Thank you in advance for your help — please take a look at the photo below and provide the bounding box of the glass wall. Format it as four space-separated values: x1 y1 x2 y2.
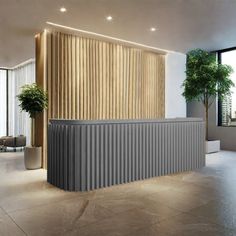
0 61 35 144
0 69 7 136
220 49 236 126
8 61 35 145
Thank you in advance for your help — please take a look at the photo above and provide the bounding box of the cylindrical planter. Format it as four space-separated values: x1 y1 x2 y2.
24 146 42 170
205 140 220 154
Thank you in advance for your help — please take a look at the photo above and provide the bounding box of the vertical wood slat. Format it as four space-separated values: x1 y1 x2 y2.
37 31 167 168
46 31 165 121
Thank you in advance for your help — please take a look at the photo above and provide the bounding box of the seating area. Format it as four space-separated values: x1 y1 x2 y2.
0 135 26 152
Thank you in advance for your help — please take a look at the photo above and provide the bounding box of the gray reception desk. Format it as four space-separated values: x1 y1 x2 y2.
48 118 205 191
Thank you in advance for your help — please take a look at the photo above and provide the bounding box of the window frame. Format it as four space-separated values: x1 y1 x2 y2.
0 68 9 135
216 47 236 127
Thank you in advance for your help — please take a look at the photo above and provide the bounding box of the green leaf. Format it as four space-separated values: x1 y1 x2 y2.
182 49 234 105
17 83 48 118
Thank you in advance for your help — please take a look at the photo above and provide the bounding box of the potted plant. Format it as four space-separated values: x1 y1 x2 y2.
182 49 234 153
17 83 48 169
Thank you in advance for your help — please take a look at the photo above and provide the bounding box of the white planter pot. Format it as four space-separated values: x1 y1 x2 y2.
206 140 220 154
24 146 42 170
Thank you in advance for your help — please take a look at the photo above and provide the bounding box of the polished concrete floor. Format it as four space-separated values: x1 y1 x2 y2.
1 151 236 236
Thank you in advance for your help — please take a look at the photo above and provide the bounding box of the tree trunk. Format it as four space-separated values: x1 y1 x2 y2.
31 118 35 147
205 101 209 141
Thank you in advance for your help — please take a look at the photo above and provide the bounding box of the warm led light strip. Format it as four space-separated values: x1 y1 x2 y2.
11 58 35 69
1 58 35 70
46 21 177 54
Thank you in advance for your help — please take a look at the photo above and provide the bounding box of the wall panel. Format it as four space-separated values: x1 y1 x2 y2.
36 31 166 168
46 31 165 120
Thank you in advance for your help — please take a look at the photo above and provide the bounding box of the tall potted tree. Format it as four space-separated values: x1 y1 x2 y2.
18 83 48 169
182 49 234 153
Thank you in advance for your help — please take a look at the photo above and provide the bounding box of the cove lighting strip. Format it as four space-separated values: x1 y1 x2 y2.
2 58 35 70
46 21 175 54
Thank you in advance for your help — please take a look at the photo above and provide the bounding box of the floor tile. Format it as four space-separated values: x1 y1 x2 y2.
70 208 163 236
0 185 93 213
187 199 236 230
94 190 182 218
0 207 6 217
0 214 26 236
131 213 236 236
9 197 113 236
147 188 212 212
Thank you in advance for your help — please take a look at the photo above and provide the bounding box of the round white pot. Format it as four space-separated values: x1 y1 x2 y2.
24 146 42 170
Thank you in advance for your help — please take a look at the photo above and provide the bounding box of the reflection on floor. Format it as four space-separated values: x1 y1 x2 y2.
0 151 236 236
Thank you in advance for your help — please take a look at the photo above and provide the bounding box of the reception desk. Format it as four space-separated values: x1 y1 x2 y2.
48 118 205 191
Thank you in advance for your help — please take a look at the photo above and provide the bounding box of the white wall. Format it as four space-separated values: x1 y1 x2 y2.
165 52 186 118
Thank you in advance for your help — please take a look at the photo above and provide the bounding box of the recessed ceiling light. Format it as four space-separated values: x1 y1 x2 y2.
106 16 113 21
150 27 156 32
60 7 67 12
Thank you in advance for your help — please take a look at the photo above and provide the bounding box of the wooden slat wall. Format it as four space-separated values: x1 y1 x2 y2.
46 31 165 120
35 32 47 168
36 30 166 168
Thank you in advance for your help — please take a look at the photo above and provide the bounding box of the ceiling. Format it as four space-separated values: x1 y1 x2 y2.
1 0 236 67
